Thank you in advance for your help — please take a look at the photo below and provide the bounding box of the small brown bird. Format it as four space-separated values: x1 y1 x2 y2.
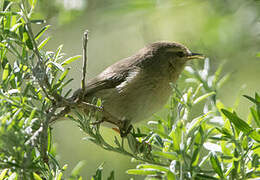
77 41 204 136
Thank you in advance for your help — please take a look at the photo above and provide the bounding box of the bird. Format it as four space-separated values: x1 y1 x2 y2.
74 41 204 136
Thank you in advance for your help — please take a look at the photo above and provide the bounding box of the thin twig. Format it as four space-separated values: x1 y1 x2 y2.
82 30 89 95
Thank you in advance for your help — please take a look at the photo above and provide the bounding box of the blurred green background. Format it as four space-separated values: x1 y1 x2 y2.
36 0 260 179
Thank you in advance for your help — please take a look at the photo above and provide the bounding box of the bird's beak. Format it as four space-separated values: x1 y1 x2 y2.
187 52 205 60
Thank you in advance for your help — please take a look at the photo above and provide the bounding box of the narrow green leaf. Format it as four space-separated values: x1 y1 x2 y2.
186 111 213 135
126 169 159 175
28 0 37 9
167 172 176 180
38 37 50 50
255 93 260 102
137 164 169 173
10 22 23 32
193 92 215 105
212 62 224 87
22 30 33 50
48 61 64 71
256 52 260 57
250 107 260 128
195 174 219 180
2 63 10 81
107 171 114 180
0 11 18 16
217 74 230 89
210 152 224 178
30 19 45 24
61 55 81 66
33 173 42 180
153 151 178 161
92 163 103 180
221 109 252 134
243 95 258 104
57 172 63 180
71 161 85 176
35 25 51 40
191 147 200 166
0 169 8 180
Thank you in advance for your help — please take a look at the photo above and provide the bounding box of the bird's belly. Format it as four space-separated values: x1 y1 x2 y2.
96 79 172 123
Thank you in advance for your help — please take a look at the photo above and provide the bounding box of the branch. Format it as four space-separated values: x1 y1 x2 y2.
81 30 89 95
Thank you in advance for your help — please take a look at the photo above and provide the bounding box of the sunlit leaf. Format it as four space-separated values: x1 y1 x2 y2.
153 151 178 160
71 161 85 177
191 147 200 166
0 169 8 180
222 109 260 141
38 37 50 50
33 173 42 180
250 107 260 128
2 63 10 81
193 92 215 105
210 152 224 178
137 164 169 173
28 0 37 10
126 169 159 175
35 25 51 40
61 55 81 66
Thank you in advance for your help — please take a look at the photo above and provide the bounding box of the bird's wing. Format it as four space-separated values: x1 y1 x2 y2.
84 57 135 97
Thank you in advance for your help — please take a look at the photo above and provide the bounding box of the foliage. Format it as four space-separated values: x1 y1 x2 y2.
0 0 84 179
0 0 260 180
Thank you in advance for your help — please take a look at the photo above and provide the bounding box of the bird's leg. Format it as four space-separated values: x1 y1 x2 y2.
118 120 133 137
81 102 133 137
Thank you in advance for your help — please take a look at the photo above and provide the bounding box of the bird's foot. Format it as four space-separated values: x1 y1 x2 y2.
118 120 133 138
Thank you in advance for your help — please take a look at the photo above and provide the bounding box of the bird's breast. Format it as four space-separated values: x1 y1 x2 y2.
95 69 173 123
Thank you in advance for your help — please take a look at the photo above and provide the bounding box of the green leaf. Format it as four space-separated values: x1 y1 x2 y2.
33 173 42 180
22 30 33 50
28 0 37 9
193 91 216 105
137 164 169 173
186 111 213 135
195 174 219 180
92 163 104 180
212 62 224 87
191 147 200 166
217 74 230 89
2 63 10 81
35 25 51 40
56 172 63 180
153 151 178 160
126 169 159 175
48 61 64 71
210 152 224 178
30 19 45 24
107 171 114 180
256 52 260 57
243 95 258 104
0 169 8 180
250 107 260 128
71 161 85 177
10 22 23 32
61 55 81 66
0 11 17 16
38 37 50 50
221 109 252 134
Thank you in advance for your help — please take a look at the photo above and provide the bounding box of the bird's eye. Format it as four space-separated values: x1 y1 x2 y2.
176 51 185 57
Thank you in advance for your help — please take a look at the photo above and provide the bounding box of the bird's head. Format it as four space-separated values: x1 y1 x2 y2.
144 41 205 80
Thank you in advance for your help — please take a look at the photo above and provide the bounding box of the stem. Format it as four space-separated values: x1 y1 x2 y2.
82 30 89 94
